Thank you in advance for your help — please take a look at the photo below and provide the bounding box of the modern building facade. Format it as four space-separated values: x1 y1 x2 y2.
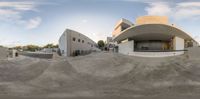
59 29 99 56
112 16 199 57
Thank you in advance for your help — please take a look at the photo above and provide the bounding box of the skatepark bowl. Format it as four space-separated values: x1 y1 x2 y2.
0 47 200 99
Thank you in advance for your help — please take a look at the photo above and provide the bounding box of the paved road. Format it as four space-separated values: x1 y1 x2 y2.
1 95 200 99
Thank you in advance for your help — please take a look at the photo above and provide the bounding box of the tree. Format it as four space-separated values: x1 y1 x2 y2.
53 44 58 48
43 43 58 48
24 45 41 52
97 40 105 48
13 46 22 51
43 43 54 48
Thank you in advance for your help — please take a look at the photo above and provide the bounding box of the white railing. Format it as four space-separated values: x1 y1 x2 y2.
128 51 184 57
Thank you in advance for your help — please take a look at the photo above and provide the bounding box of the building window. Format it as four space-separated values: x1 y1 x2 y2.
82 40 84 43
91 44 93 47
121 26 126 31
78 39 80 42
73 37 76 41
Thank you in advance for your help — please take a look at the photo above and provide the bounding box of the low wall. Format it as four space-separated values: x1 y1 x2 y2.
128 51 184 57
0 47 8 60
19 52 53 59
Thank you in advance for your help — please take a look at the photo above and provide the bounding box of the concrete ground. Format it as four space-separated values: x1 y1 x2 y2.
0 47 200 99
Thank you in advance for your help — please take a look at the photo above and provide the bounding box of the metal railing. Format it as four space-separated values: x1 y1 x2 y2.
134 49 188 52
128 50 185 57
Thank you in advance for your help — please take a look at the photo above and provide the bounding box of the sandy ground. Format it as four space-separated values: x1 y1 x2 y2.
0 48 200 99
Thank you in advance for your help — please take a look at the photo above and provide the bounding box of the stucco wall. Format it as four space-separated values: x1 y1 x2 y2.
173 36 184 50
118 40 134 55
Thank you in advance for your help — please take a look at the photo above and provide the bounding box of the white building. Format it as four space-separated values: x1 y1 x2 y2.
59 29 99 56
112 16 199 57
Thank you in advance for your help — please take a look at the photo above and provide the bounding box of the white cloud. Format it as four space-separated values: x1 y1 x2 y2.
81 19 88 23
0 36 22 47
174 2 200 20
26 17 42 29
0 9 20 21
177 2 200 8
145 2 171 16
0 9 18 15
0 1 41 29
0 1 36 11
145 1 200 20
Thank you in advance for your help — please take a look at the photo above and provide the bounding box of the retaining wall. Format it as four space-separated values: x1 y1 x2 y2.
19 52 53 59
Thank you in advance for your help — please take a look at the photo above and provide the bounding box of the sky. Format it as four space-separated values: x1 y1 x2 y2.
0 0 200 47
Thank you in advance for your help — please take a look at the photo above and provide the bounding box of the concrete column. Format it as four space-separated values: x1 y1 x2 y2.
173 36 184 50
118 40 134 55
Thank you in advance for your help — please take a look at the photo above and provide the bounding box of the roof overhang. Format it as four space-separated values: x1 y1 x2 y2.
113 24 195 42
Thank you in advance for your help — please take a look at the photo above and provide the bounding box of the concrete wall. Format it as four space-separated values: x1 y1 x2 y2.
118 40 134 55
0 47 7 60
173 36 184 50
41 48 58 54
20 52 53 59
59 32 67 56
59 29 99 56
68 30 97 55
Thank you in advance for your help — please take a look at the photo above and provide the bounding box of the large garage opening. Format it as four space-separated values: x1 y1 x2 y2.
134 40 171 51
129 33 175 51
